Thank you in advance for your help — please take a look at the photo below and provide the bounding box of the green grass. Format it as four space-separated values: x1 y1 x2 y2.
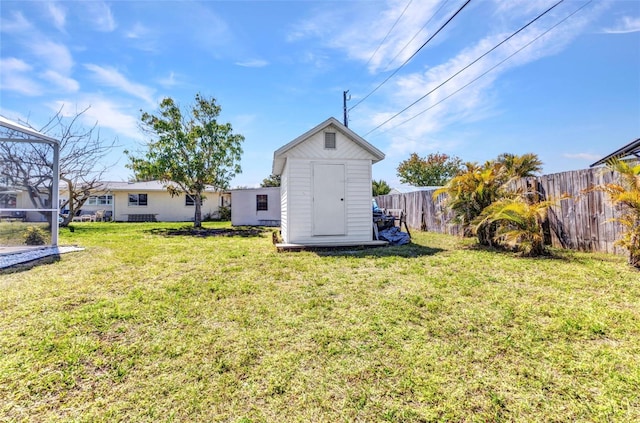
1 222 639 422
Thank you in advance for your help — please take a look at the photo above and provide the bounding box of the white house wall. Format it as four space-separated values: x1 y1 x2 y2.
285 157 373 244
231 187 281 226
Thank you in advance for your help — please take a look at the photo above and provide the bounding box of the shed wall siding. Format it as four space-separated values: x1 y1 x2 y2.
280 163 289 242
284 126 380 163
285 158 372 244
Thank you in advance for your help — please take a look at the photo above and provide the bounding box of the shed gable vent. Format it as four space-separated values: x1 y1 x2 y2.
324 132 336 149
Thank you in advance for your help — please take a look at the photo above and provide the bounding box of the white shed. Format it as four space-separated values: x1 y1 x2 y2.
231 187 281 226
272 117 385 246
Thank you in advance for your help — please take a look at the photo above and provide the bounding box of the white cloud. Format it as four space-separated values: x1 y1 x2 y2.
0 11 33 34
29 39 74 74
563 152 601 161
602 16 640 34
47 2 67 32
125 22 148 39
85 1 116 32
41 70 79 92
84 64 156 106
0 57 42 96
235 59 269 68
48 96 143 142
156 72 179 89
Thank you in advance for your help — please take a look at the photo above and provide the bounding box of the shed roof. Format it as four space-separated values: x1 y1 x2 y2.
0 115 59 144
590 137 640 167
272 117 385 175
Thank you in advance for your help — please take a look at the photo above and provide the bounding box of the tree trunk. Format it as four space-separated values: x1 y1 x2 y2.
194 192 202 228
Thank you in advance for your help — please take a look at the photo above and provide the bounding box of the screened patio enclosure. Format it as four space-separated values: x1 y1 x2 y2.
0 116 60 250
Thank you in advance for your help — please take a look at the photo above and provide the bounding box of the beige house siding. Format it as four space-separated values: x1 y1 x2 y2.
61 181 229 222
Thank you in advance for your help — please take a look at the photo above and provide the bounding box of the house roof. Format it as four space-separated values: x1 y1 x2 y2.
97 181 221 192
0 115 59 144
272 117 385 175
590 137 640 167
230 186 280 193
389 185 442 194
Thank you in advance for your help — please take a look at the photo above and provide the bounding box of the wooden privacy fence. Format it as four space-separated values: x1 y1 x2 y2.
375 167 626 254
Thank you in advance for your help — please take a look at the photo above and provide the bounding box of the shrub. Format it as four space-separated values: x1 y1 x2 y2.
218 206 231 221
23 226 47 245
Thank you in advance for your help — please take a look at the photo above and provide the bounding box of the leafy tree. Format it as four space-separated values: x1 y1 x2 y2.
396 152 463 186
593 159 640 268
372 179 391 196
127 93 244 228
434 153 543 245
0 106 116 227
261 174 281 187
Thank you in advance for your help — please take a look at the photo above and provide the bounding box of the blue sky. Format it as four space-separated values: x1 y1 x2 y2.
1 0 639 188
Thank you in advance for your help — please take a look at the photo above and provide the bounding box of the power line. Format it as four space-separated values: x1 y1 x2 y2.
365 0 414 69
364 0 565 136
382 0 451 71
349 0 473 113
377 0 594 135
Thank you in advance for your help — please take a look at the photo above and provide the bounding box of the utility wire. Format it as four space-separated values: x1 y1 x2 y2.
382 0 451 71
376 0 593 135
349 0 473 112
364 0 565 136
365 0 414 69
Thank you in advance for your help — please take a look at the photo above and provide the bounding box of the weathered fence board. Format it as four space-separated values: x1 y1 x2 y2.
375 167 627 254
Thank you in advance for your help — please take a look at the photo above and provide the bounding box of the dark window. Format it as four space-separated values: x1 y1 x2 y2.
256 194 268 211
0 193 17 208
185 194 202 206
324 132 336 149
128 193 148 206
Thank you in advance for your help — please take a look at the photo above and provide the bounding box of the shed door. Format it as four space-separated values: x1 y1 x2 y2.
313 163 345 236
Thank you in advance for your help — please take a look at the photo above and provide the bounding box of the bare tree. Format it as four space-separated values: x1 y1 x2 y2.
0 106 117 226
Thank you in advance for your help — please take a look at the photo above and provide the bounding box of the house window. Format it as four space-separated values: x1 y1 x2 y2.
256 194 268 211
128 193 148 206
324 132 336 149
185 194 202 206
0 193 17 208
86 195 113 206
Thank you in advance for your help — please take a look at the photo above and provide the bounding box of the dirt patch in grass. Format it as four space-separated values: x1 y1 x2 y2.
147 227 266 238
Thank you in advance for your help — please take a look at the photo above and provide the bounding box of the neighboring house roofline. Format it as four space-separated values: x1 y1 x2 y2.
272 117 385 175
59 180 223 193
590 137 640 167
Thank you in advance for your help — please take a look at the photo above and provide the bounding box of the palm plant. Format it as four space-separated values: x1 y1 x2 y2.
434 154 542 246
474 196 554 256
434 162 499 239
595 159 640 268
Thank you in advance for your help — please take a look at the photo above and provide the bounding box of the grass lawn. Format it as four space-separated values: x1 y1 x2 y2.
1 222 639 422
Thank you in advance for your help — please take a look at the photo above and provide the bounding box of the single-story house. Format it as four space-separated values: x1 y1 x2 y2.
61 181 231 222
230 187 281 226
272 117 385 246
